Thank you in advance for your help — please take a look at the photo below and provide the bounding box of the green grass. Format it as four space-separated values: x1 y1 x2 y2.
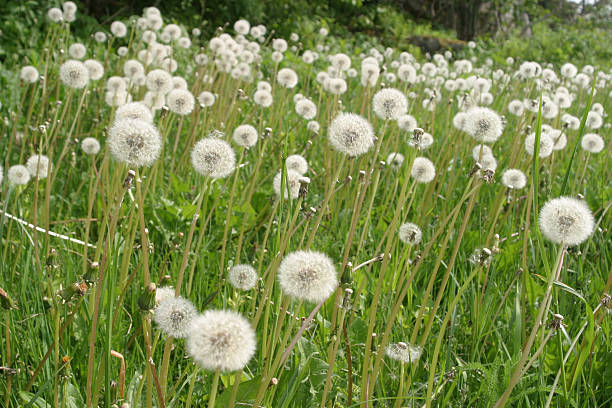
0 6 611 408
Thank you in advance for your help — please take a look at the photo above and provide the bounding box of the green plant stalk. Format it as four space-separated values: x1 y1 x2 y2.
493 246 566 408
208 368 221 408
425 265 482 407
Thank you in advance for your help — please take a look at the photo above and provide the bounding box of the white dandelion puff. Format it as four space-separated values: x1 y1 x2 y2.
81 137 101 155
273 169 302 199
167 89 195 115
501 169 527 190
153 296 197 338
372 88 408 120
20 66 39 83
410 157 436 183
26 155 52 179
191 138 236 179
285 154 308 175
386 152 405 170
524 132 554 158
198 91 216 107
277 250 338 303
7 165 31 186
107 119 162 167
464 107 503 143
59 60 89 89
228 264 258 291
386 342 422 364
581 133 604 153
539 197 594 246
115 102 153 123
232 124 258 148
398 222 422 245
328 113 375 157
187 310 257 372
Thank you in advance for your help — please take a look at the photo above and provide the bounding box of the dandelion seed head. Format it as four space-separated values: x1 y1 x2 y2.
124 60 145 79
232 124 258 148
84 60 104 80
539 197 594 246
94 31 107 43
501 169 527 189
386 152 404 170
286 154 308 175
153 296 196 338
253 90 273 107
328 113 374 157
110 21 127 37
295 99 317 120
20 66 39 83
480 155 497 171
372 88 408 120
115 102 153 123
47 8 63 22
277 68 298 88
386 342 422 364
585 111 603 129
472 144 493 161
155 286 176 305
398 222 422 245
464 107 503 143
234 19 250 35
410 157 436 183
108 119 162 167
26 155 52 179
7 165 31 186
307 121 320 133
508 100 524 116
59 60 89 89
198 91 216 107
167 89 195 115
581 133 604 153
81 137 101 155
277 250 338 303
228 264 258 291
146 69 173 94
191 138 236 179
187 310 256 372
524 132 554 158
273 169 302 199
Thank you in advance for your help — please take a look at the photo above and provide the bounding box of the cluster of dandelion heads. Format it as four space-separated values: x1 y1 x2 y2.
232 124 258 148
386 342 422 364
26 155 52 179
191 137 236 179
410 157 436 183
273 169 302 200
372 88 408 120
285 154 308 175
59 60 89 89
464 107 503 143
328 113 375 157
187 309 256 372
277 250 338 303
524 132 554 158
153 296 197 338
228 264 258 291
539 197 594 246
81 138 101 155
108 119 162 167
7 165 31 186
115 102 154 123
166 89 195 115
581 133 604 153
501 169 527 190
398 222 422 245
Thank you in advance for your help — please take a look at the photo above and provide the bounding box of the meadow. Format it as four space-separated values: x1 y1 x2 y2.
0 2 610 407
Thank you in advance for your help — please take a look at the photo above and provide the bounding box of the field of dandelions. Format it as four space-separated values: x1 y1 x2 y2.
0 2 611 408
